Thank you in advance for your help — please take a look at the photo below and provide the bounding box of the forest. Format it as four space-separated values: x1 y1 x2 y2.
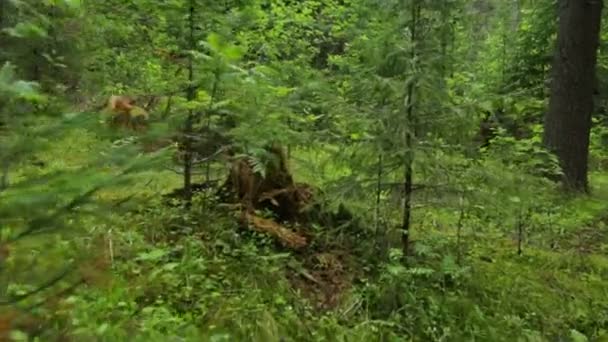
1 0 607 341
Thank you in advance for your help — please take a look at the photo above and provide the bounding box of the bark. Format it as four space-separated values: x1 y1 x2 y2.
182 0 196 207
0 1 4 65
543 0 603 192
402 1 420 257
0 161 9 192
374 154 383 236
512 0 521 32
203 68 221 208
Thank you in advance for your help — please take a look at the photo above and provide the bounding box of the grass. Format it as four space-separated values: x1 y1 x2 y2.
6 128 608 341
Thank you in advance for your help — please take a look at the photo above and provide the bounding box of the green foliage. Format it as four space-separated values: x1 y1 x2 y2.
2 0 608 341
0 0 84 93
0 62 42 101
590 120 608 171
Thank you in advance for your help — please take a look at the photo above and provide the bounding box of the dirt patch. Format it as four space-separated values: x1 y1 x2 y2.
570 226 607 254
287 250 355 310
552 220 608 254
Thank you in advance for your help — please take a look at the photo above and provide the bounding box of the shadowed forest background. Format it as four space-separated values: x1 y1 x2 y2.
1 0 608 341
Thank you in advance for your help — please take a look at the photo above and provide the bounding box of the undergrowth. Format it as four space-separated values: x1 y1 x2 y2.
11 130 604 342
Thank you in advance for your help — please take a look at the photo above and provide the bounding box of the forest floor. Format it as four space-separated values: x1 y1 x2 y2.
17 127 608 341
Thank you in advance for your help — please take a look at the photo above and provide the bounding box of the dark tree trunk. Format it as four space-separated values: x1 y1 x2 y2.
182 0 196 208
0 0 4 28
402 1 420 258
374 154 383 237
0 0 5 65
543 0 603 192
32 48 41 81
1 161 9 192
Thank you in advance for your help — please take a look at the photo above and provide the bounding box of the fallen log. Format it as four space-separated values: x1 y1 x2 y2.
241 212 307 249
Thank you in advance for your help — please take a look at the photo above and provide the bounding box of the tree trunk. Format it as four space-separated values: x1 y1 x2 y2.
402 0 420 258
0 0 5 65
374 154 383 237
0 0 4 28
182 0 196 207
543 0 603 192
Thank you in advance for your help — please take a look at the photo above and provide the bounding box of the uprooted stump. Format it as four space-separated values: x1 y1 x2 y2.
157 144 362 309
217 144 316 249
154 143 356 253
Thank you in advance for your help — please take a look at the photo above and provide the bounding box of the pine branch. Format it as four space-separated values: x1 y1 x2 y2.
0 265 74 306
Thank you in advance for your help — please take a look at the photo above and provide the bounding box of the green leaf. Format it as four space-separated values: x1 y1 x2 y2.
136 249 168 262
211 100 231 110
0 63 41 100
569 330 588 342
441 255 458 274
479 101 494 112
509 196 521 203
3 22 47 38
387 264 406 276
406 267 435 276
96 323 109 335
130 106 148 119
196 90 211 103
223 45 244 62
207 32 223 52
62 0 81 10
9 330 29 341
0 62 16 84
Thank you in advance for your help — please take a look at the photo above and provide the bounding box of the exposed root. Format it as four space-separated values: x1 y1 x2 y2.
242 213 307 249
161 142 361 309
213 144 358 254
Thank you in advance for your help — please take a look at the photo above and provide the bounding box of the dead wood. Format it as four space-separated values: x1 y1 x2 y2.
215 144 315 248
241 212 307 249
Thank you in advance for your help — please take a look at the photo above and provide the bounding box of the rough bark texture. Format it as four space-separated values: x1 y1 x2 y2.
182 0 196 207
212 144 359 250
402 0 420 257
543 0 603 192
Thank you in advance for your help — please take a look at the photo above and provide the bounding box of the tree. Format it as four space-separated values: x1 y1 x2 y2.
543 0 604 192
0 0 83 94
182 0 197 207
0 4 171 337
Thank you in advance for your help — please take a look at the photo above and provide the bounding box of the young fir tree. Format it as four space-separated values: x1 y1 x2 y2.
0 4 170 338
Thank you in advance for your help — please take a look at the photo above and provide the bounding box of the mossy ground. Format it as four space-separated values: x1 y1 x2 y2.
10 129 608 341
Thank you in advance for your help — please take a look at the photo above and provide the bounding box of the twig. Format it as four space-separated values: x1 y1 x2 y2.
9 184 104 243
456 194 466 265
0 265 74 305
0 161 9 192
107 228 115 269
192 145 231 165
23 278 85 311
